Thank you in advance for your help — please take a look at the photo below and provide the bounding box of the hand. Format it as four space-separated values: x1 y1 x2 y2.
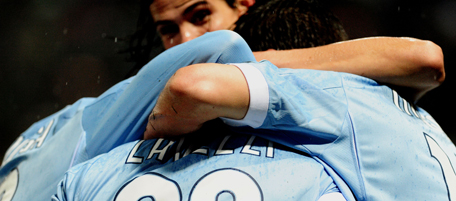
144 106 204 139
143 79 209 139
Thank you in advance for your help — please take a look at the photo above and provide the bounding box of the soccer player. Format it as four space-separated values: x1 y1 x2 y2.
53 0 447 200
144 1 454 201
0 1 443 201
50 1 353 199
132 0 443 101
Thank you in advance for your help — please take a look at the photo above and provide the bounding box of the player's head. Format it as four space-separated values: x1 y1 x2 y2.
149 0 255 49
125 0 345 76
124 0 255 76
233 0 348 51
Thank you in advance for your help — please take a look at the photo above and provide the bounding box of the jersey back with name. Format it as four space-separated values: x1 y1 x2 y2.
0 76 133 201
53 129 340 201
0 98 94 201
231 61 456 201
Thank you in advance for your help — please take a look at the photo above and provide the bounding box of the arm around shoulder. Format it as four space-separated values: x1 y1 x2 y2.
254 37 445 102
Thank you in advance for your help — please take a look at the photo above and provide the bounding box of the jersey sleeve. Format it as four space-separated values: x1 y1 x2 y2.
83 30 257 158
222 61 349 143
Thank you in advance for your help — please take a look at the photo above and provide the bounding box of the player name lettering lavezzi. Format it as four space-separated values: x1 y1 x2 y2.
126 135 275 165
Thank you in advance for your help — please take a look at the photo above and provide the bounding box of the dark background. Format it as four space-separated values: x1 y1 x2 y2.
1 0 455 162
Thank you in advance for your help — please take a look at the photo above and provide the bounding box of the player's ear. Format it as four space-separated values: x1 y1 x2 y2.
235 0 255 16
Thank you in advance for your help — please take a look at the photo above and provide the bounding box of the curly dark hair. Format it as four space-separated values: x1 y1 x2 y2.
233 0 348 51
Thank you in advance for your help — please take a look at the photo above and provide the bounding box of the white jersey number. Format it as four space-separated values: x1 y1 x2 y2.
425 134 456 200
114 168 263 201
0 169 19 201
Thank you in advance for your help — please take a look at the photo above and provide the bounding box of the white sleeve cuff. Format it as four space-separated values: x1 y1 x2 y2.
220 63 269 128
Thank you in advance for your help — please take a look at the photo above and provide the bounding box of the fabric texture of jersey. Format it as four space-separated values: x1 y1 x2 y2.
224 61 456 201
0 30 258 201
54 131 338 201
50 31 343 200
52 131 340 201
80 30 257 160
0 98 96 201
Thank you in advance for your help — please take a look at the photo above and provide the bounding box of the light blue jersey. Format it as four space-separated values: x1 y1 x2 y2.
0 98 96 201
0 31 258 201
49 31 344 200
52 130 341 201
225 61 456 201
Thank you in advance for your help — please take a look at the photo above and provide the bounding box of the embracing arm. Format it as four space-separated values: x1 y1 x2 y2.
254 37 445 102
144 63 249 139
143 37 446 138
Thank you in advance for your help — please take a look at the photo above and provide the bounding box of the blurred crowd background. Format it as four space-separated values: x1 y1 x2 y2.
1 0 455 161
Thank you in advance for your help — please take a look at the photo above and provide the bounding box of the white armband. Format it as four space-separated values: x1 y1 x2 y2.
220 63 269 128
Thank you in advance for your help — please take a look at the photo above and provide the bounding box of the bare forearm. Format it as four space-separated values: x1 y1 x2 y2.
144 64 249 139
254 37 445 101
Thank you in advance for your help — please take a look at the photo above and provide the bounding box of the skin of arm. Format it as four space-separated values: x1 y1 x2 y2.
253 37 445 102
144 63 249 139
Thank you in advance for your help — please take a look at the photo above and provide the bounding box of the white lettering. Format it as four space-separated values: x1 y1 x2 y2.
147 138 175 161
192 148 209 155
425 134 456 200
35 119 54 148
174 138 186 161
126 140 145 164
18 140 34 154
215 135 234 155
266 141 274 158
392 90 443 131
115 173 181 201
241 136 260 156
190 169 262 200
127 135 275 165
410 105 419 118
403 99 412 116
393 90 402 112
